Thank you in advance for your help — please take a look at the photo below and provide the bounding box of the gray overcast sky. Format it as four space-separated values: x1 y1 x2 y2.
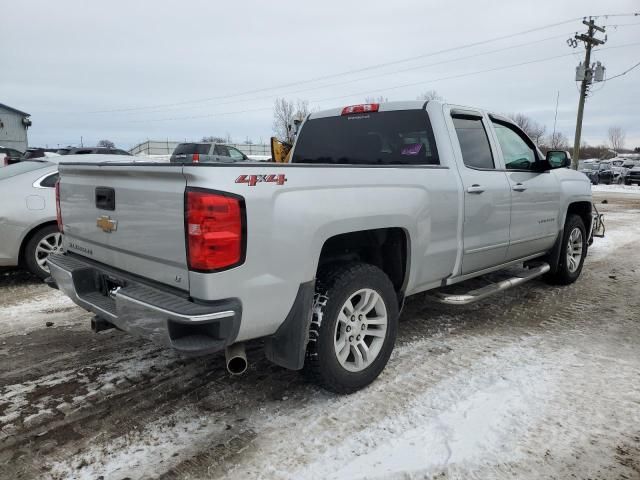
3 0 639 150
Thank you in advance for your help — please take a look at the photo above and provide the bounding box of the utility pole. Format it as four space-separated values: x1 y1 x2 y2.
569 18 606 169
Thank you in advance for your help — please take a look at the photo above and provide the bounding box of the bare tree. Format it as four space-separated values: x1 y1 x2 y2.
201 135 227 143
545 131 570 150
507 113 546 145
608 126 625 152
97 139 115 148
273 98 310 143
416 90 444 102
364 95 388 103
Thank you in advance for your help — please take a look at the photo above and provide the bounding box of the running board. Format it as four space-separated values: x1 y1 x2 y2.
430 263 550 305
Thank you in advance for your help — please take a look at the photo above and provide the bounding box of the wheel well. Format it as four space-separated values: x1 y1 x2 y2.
18 221 57 266
317 228 408 294
567 202 592 231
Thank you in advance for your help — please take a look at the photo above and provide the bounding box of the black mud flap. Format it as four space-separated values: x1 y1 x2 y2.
264 280 315 370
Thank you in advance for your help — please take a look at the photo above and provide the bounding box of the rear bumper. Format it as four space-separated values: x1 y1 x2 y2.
47 253 241 355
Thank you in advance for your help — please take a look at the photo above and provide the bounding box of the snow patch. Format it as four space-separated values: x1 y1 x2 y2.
592 184 640 195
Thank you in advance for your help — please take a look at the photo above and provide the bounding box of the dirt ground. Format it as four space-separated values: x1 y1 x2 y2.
0 192 639 480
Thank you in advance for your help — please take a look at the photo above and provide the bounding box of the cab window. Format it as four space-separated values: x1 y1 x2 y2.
452 115 495 169
491 120 538 170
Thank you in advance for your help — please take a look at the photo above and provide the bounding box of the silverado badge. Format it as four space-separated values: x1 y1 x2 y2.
96 215 118 233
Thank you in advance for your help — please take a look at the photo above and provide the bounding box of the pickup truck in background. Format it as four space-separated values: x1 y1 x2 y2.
48 100 593 393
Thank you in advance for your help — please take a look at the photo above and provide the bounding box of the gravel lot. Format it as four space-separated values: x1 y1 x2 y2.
1 191 639 480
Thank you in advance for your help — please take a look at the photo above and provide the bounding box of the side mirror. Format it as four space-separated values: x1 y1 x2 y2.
546 150 571 169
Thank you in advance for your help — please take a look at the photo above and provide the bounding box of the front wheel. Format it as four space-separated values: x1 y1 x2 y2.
544 214 587 285
304 263 399 394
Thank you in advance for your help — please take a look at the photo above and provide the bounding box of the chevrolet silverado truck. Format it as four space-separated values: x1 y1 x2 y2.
48 101 594 393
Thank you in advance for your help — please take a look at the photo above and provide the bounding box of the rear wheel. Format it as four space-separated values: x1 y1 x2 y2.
304 263 398 394
544 214 586 285
23 225 63 279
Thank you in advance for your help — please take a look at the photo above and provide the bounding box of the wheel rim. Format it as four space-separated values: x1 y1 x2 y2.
566 227 583 273
333 288 388 373
35 232 63 272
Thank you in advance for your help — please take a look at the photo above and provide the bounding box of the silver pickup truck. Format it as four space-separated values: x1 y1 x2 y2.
48 100 593 393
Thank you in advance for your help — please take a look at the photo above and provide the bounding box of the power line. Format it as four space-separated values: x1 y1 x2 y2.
128 40 640 123
87 16 597 114
103 21 640 119
125 31 574 117
604 60 640 80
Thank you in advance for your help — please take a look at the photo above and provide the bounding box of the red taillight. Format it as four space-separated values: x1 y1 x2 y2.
341 103 379 115
185 189 244 271
192 153 200 163
55 180 64 233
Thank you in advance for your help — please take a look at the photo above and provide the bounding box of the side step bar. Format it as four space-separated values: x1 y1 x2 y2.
430 263 550 305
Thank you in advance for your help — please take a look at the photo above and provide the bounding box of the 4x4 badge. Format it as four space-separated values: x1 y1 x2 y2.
235 174 287 186
96 215 118 233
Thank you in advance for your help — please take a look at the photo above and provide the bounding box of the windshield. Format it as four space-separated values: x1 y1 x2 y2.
292 110 439 165
582 164 597 170
0 160 50 180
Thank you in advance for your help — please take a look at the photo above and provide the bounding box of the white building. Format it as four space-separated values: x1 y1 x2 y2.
0 103 31 152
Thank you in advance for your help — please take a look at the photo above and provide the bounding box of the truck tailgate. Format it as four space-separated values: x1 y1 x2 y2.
58 164 189 290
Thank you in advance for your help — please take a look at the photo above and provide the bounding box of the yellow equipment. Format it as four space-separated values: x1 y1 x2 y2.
270 137 292 163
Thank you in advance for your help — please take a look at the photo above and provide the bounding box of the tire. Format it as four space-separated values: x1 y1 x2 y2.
304 263 399 394
544 214 587 286
23 224 63 279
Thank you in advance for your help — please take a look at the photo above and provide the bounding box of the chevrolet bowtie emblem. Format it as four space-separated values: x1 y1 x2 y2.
96 215 117 233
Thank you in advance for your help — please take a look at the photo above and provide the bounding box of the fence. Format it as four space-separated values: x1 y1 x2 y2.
129 140 270 157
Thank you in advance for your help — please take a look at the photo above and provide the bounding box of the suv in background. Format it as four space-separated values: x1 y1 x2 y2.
1 146 23 167
59 147 132 156
20 148 59 161
170 142 249 163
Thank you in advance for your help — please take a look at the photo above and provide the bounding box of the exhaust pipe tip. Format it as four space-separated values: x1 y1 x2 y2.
225 343 248 375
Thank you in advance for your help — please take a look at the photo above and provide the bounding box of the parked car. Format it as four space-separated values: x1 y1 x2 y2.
20 148 59 160
50 100 593 393
625 165 640 185
0 146 23 167
579 162 600 184
596 162 617 184
59 147 132 156
0 155 133 279
170 142 248 163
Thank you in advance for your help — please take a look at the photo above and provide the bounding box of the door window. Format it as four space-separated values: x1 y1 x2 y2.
491 120 538 171
452 116 495 169
214 145 230 157
227 147 245 160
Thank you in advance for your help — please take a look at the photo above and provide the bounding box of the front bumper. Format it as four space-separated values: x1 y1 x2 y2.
47 253 241 355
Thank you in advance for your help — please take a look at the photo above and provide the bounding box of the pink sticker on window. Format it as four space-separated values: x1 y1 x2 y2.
401 143 423 155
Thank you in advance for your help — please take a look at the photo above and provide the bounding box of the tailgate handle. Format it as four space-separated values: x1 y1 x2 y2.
95 187 115 211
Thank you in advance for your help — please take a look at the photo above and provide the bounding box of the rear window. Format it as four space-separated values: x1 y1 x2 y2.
0 161 50 180
173 143 211 155
292 110 439 165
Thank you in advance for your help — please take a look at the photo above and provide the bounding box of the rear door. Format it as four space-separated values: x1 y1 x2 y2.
449 110 511 274
488 117 561 260
59 164 189 290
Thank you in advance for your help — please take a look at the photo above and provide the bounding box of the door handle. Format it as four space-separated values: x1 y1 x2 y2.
512 183 527 192
466 184 485 194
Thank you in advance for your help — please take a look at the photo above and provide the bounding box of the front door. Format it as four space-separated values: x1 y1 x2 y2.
451 112 511 274
489 118 562 260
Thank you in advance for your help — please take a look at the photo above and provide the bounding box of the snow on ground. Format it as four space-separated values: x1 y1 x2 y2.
592 184 640 195
587 209 640 261
0 287 80 336
50 408 229 480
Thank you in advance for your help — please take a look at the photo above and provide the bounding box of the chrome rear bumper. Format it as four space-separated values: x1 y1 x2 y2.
47 253 241 355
